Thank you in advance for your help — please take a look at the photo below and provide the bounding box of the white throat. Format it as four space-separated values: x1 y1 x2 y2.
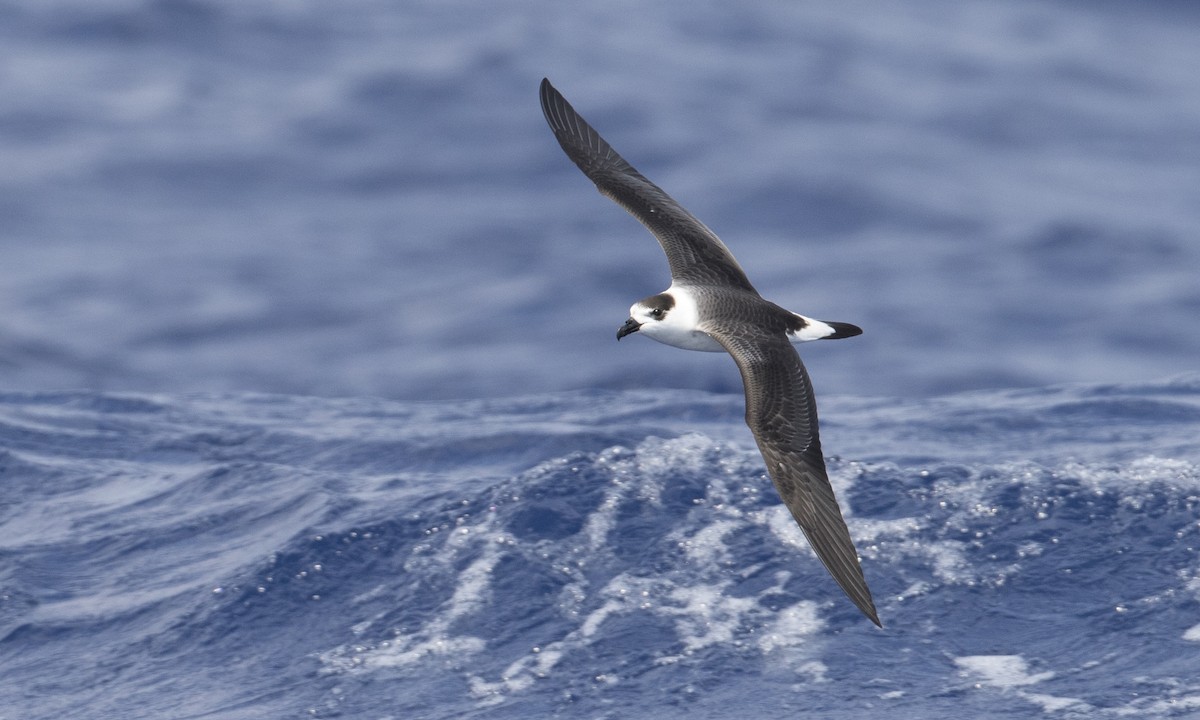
633 284 724 352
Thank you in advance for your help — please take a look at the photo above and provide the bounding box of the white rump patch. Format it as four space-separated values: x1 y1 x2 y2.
788 314 838 343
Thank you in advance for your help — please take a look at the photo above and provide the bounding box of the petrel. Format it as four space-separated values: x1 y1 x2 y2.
540 78 880 627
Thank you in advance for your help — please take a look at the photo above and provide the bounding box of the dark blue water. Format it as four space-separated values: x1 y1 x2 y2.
3 381 1200 718
3 0 1200 717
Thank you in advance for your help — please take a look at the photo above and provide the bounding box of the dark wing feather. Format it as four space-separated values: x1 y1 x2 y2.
539 78 756 292
713 329 881 627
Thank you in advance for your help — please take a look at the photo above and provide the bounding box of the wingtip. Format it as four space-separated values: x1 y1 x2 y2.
538 77 565 131
848 587 882 627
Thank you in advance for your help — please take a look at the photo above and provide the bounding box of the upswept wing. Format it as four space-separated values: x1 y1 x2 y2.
713 329 881 626
540 78 756 292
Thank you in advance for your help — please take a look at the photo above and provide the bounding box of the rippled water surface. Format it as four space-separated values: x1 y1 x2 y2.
3 0 1200 717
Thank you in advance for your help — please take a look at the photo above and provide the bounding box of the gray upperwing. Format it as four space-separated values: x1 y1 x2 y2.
540 78 756 292
713 329 881 626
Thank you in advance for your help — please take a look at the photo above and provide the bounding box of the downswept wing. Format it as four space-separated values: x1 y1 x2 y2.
540 78 756 292
713 329 881 626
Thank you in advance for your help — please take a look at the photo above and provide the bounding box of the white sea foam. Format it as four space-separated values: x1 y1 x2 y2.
320 517 507 673
955 655 1086 713
756 601 824 653
956 654 1054 687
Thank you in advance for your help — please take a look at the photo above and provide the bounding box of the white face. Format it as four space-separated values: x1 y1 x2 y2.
630 301 669 327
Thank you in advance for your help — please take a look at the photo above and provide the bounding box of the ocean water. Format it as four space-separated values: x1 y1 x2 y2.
3 380 1200 719
3 0 1200 718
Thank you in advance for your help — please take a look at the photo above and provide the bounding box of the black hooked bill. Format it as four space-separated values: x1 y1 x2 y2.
617 318 641 340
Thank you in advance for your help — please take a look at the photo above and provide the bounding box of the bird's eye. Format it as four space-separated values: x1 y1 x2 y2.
649 308 664 319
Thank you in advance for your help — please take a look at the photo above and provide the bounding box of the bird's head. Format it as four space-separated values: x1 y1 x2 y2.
617 293 675 340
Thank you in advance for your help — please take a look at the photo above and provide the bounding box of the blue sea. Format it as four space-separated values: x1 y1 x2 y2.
3 1 1200 718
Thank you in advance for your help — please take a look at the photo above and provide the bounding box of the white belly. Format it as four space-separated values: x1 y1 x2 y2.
641 324 725 352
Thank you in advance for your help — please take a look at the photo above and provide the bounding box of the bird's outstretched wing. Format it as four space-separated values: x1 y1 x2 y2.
713 328 881 626
540 78 756 292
